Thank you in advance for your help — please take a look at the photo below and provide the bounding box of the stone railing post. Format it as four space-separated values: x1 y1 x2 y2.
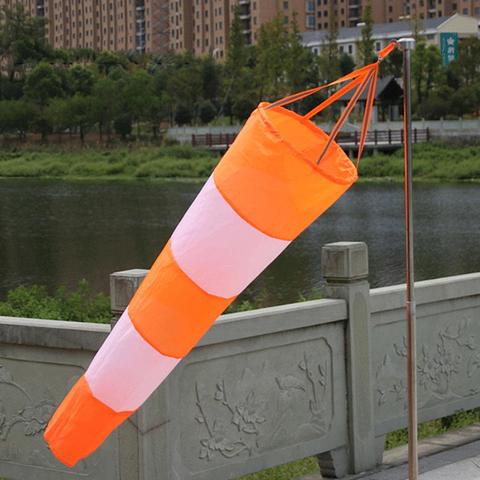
317 242 379 477
108 269 149 479
109 269 148 327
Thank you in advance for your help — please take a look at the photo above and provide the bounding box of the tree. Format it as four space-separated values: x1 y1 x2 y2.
0 100 36 138
225 6 246 75
448 37 480 88
24 62 65 140
145 93 168 138
339 53 355 76
320 5 340 82
198 99 217 124
164 53 202 125
114 114 132 139
358 1 375 65
67 65 95 96
24 62 64 105
0 75 23 100
95 51 128 75
380 48 402 78
68 95 94 142
417 85 453 119
450 85 479 117
122 69 154 137
49 95 94 143
91 78 121 140
0 5 50 81
223 6 251 122
201 55 221 105
412 42 442 108
285 14 316 95
255 14 290 100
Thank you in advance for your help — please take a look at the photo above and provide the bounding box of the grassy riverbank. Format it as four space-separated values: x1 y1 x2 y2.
0 142 479 181
359 142 480 181
0 145 218 179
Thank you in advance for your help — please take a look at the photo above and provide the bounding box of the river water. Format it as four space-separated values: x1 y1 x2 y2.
1 179 479 307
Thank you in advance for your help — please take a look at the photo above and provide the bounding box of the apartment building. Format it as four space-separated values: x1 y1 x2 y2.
0 0 169 54
405 0 480 19
170 0 480 58
169 0 309 59
2 0 479 56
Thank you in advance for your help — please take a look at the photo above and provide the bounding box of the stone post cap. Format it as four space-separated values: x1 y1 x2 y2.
110 269 149 312
321 242 369 283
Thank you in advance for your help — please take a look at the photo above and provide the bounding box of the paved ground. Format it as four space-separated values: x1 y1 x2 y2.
300 424 480 480
357 439 480 479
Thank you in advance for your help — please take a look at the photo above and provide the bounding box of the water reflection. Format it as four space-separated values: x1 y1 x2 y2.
0 179 479 306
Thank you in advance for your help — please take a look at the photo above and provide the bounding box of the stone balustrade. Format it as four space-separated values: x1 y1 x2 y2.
1 242 480 479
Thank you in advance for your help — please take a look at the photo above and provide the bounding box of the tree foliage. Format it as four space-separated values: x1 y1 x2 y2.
358 2 375 65
0 5 50 80
0 5 478 142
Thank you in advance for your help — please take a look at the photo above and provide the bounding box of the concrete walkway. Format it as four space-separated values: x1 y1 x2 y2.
300 424 480 480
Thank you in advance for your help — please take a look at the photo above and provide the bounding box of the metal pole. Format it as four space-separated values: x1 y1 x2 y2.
398 37 418 480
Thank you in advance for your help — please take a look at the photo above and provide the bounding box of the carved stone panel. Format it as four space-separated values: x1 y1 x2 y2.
0 347 121 480
164 323 347 480
373 304 480 430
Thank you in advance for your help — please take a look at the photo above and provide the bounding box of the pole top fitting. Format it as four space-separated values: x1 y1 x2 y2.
398 37 416 51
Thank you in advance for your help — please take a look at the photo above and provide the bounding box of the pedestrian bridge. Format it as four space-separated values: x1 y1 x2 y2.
191 128 431 153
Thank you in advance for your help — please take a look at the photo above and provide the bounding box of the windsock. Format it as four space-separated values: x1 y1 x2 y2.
45 43 396 467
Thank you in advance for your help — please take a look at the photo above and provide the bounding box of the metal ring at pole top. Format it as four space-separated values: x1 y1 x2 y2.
398 37 416 51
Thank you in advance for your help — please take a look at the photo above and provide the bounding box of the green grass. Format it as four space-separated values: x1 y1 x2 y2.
359 142 480 181
0 145 219 179
0 142 479 181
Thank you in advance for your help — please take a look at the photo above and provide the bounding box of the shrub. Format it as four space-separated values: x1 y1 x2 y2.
0 280 110 323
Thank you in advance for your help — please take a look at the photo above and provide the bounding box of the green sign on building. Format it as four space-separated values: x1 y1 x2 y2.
440 32 459 65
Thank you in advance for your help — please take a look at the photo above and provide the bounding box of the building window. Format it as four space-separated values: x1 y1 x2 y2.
283 1 288 9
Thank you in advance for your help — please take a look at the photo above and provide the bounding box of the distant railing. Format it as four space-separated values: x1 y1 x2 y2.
191 128 430 151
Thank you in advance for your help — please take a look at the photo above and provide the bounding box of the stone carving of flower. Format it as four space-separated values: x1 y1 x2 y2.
232 391 265 434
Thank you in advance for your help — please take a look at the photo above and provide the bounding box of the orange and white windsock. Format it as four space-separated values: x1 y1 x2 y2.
44 43 396 467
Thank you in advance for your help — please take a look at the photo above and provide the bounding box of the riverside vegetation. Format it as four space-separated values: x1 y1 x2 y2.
2 281 480 480
0 143 479 181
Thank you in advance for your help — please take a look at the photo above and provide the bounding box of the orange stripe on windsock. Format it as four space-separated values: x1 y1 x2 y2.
129 240 233 358
44 376 131 467
214 105 357 241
